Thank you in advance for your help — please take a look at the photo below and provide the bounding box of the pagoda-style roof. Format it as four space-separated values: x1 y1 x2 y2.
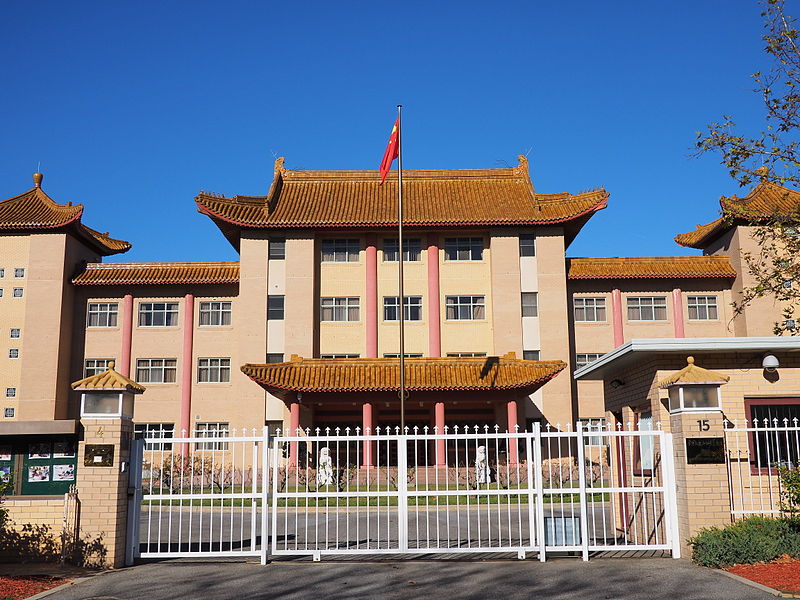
675 180 800 249
197 156 608 250
0 174 131 256
241 353 566 398
72 261 239 286
657 356 729 388
567 256 736 279
71 361 145 393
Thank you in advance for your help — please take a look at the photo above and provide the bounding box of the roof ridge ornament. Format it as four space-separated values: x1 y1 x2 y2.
33 172 43 188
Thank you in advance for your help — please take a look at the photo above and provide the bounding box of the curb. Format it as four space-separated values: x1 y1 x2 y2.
717 568 800 598
24 573 97 600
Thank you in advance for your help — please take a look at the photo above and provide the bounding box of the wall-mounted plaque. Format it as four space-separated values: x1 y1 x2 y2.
84 444 114 467
686 437 725 465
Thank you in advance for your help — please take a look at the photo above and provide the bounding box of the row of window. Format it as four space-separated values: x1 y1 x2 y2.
0 288 24 298
320 235 537 263
135 422 229 450
0 269 25 278
574 295 719 322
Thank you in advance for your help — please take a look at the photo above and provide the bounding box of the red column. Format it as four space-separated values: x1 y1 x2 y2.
119 294 134 377
427 233 441 357
288 401 301 466
366 235 378 358
435 401 446 466
672 288 685 338
180 294 194 440
362 402 374 467
507 399 519 464
611 289 624 347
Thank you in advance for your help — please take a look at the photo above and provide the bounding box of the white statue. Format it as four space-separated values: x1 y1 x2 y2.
475 445 491 484
317 446 334 486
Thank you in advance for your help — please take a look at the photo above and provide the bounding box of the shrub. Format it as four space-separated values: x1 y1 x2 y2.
689 516 800 568
779 466 800 516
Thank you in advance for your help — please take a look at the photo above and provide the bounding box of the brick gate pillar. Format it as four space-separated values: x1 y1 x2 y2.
669 411 732 556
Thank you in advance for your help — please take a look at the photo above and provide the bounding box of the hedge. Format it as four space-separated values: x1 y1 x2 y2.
689 516 800 568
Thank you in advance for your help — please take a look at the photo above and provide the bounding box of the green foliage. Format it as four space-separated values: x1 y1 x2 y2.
780 465 800 514
689 516 800 568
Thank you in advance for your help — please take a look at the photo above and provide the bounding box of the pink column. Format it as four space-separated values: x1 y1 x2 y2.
288 401 301 466
611 289 624 347
435 401 446 466
365 235 378 358
119 294 134 377
180 294 194 440
507 399 519 464
427 233 441 357
362 402 374 467
672 288 685 338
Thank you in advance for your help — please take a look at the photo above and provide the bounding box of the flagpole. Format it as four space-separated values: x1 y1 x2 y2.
396 104 406 431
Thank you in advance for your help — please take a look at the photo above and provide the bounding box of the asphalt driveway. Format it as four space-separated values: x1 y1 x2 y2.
46 556 771 600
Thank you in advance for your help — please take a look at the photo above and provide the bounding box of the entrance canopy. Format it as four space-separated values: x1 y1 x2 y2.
241 353 566 401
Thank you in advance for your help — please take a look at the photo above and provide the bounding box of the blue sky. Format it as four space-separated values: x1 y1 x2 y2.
0 1 773 262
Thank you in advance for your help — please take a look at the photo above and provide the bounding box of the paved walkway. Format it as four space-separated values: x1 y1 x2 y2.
44 557 771 600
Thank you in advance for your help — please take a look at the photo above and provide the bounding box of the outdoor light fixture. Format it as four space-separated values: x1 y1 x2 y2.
762 354 780 373
659 357 728 414
610 379 624 389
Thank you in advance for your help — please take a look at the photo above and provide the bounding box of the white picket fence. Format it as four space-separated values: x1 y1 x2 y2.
724 418 800 519
130 422 680 563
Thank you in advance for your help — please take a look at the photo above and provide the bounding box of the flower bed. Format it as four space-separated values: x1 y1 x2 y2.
0 575 66 600
726 556 800 594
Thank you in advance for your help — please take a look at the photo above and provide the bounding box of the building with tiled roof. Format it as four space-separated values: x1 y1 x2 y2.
1 158 797 481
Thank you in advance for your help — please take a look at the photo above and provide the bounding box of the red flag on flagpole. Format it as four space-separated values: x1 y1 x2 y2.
379 118 400 184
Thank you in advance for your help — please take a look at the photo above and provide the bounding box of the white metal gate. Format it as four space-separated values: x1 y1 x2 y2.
724 418 800 519
129 423 678 562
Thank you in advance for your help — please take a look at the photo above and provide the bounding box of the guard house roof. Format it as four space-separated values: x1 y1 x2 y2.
71 361 145 393
566 256 736 279
0 173 131 256
196 156 608 250
574 337 800 381
675 179 800 249
72 261 239 285
242 354 566 398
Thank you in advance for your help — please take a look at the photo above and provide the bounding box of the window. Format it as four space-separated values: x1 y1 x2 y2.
14 268 24 278
84 359 114 377
197 358 231 383
195 422 229 450
12 288 23 298
321 239 360 262
579 417 607 446
573 297 606 322
383 238 422 262
687 296 718 320
787 319 798 330
383 296 422 321
519 233 536 257
138 302 179 327
521 292 538 317
320 354 359 358
523 350 540 361
575 353 603 369
5 388 15 398
445 296 485 320
87 302 118 327
199 301 231 326
4 408 13 418
9 329 19 339
383 353 423 358
320 297 360 322
0 290 3 297
627 297 667 321
269 237 286 260
0 269 4 277
446 352 488 357
747 400 800 468
636 411 654 472
266 353 285 363
8 349 18 359
268 296 285 320
444 237 483 261
134 423 174 450
136 359 177 383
